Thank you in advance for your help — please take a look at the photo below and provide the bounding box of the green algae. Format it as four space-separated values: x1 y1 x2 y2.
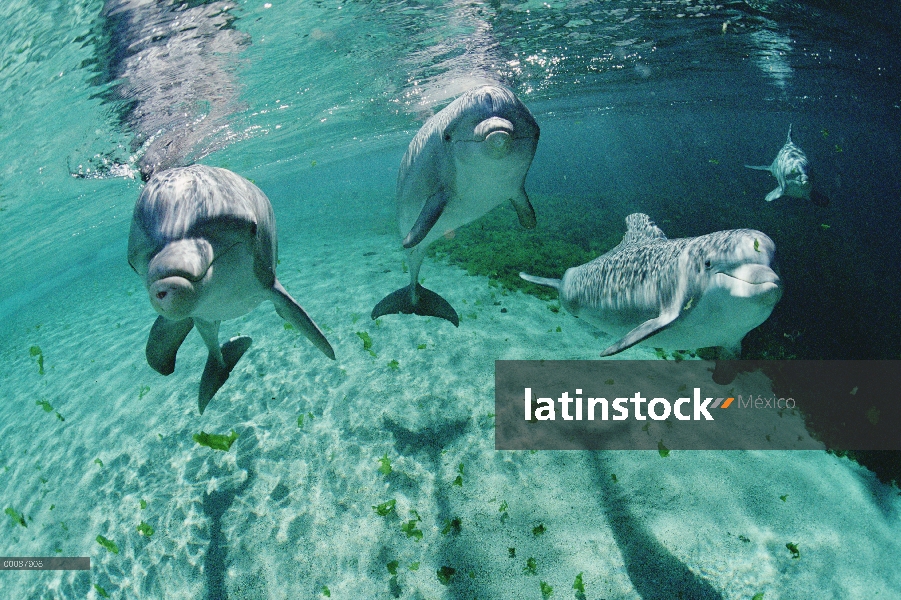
29 346 44 375
377 453 392 476
193 430 239 451
373 499 396 516
436 566 455 585
94 584 110 598
96 535 118 554
136 521 154 537
5 506 26 528
428 196 618 301
573 572 586 594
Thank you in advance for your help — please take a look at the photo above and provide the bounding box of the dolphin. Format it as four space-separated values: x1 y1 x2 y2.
745 125 829 206
520 213 782 358
372 84 540 326
128 165 335 414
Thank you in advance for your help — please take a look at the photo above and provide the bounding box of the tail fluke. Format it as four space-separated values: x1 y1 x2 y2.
519 272 562 289
371 283 459 326
198 335 251 415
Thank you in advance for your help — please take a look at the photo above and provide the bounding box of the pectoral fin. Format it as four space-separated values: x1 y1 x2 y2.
600 311 680 357
270 279 335 359
146 316 194 375
402 189 450 248
510 189 537 229
764 187 783 202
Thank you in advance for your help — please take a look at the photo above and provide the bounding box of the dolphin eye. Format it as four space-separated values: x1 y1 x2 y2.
443 132 451 141
704 259 712 270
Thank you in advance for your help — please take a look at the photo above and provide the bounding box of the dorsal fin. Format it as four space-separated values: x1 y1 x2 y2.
786 124 794 143
621 213 667 246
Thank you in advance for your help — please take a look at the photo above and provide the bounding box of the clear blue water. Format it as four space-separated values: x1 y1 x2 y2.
1 1 900 598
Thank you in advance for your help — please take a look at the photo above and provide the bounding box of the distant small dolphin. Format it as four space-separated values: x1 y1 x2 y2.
128 165 334 414
372 84 540 326
520 213 782 358
745 125 829 206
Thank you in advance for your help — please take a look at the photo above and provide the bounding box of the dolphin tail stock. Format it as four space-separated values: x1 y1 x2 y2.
743 164 773 171
146 315 194 375
371 283 459 326
518 272 561 289
270 279 336 360
194 319 251 415
599 310 680 357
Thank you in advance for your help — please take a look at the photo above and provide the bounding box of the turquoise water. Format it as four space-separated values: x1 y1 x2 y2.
1 1 900 598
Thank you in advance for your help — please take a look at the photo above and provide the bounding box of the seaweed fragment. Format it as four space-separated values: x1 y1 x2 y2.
193 430 239 451
373 499 396 517
523 557 538 575
786 542 800 559
658 440 670 457
96 535 119 554
36 399 53 412
532 523 546 536
94 584 110 598
356 331 377 357
378 453 392 476
441 517 462 535
400 511 423 540
5 507 26 528
136 521 154 537
29 346 44 375
436 565 455 585
540 580 553 598
573 571 586 594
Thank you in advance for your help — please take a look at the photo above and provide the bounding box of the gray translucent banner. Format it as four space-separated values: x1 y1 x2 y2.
495 360 901 450
0 557 90 570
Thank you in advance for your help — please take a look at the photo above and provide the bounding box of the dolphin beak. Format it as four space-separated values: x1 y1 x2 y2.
474 117 515 158
727 263 781 286
149 276 197 319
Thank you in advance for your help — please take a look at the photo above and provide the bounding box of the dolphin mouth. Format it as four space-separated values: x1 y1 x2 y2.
149 276 197 319
723 263 781 286
474 117 514 139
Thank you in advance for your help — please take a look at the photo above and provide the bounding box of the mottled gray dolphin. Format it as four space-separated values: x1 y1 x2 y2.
128 165 334 414
520 213 782 357
372 84 540 326
746 125 829 206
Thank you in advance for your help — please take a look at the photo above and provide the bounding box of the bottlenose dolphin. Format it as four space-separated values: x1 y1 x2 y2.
745 125 829 206
128 165 335 414
520 213 782 358
372 84 540 326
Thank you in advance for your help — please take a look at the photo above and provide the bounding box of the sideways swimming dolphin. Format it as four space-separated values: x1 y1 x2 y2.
128 165 335 414
520 213 782 358
372 84 540 326
745 125 829 206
